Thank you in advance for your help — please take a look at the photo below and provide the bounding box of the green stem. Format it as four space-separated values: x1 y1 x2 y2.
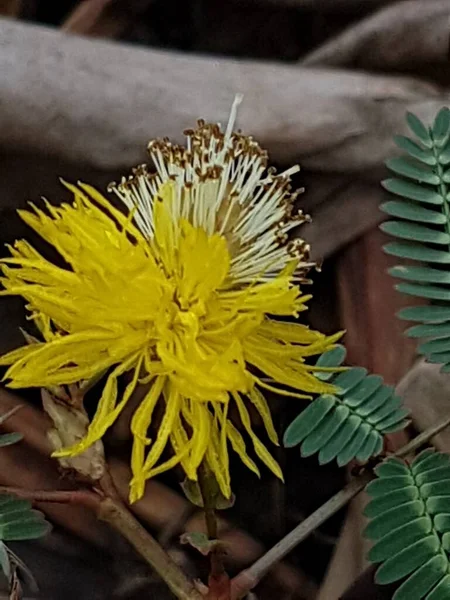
198 465 224 580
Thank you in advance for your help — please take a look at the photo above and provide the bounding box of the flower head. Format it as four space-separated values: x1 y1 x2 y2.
0 97 339 502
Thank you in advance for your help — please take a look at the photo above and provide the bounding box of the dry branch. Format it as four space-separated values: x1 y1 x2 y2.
0 18 446 176
303 0 450 70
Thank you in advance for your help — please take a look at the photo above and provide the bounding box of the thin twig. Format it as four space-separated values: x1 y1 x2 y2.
0 486 101 511
231 415 450 599
395 413 450 458
230 472 372 599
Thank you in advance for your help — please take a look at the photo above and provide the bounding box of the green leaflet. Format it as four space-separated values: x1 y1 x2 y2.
389 266 450 285
365 452 450 599
382 107 450 373
0 494 50 541
283 346 408 466
318 415 361 464
381 201 446 225
407 323 450 339
364 487 420 518
406 112 433 147
368 517 432 563
333 367 368 392
412 451 450 474
314 345 347 380
382 179 443 204
394 136 436 165
419 336 450 354
366 475 415 497
392 555 447 599
336 424 371 467
343 375 384 408
398 305 450 322
0 493 51 581
301 404 350 457
354 386 393 417
386 158 440 185
356 430 382 462
381 221 450 245
0 433 22 448
374 459 409 477
439 148 450 165
384 242 450 263
375 536 439 585
396 283 450 301
0 517 51 541
427 575 450 600
0 418 49 583
432 108 450 146
283 394 336 447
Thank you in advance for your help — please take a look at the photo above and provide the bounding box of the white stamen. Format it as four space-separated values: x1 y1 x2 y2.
110 95 310 288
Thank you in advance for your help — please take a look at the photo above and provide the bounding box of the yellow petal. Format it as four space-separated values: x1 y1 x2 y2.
248 387 279 445
130 375 166 479
143 384 181 473
233 392 283 481
226 421 260 476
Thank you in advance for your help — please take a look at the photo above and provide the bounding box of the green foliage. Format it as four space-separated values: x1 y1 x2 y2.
0 406 23 448
282 346 409 466
381 107 450 371
0 408 51 583
0 494 50 543
364 450 450 599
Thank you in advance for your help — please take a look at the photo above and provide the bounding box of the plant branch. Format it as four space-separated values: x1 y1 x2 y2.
97 469 202 600
230 472 371 599
97 496 202 600
0 486 102 511
198 464 230 600
198 467 219 541
231 415 450 599
0 475 202 600
394 413 450 458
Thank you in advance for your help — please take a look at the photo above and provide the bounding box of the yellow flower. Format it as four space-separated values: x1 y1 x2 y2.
0 97 340 502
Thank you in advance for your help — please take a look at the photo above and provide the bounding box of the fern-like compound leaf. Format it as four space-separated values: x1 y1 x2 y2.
381 107 450 371
283 346 409 466
365 450 450 599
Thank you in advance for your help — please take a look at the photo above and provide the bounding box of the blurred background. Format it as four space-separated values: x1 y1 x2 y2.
0 1 449 598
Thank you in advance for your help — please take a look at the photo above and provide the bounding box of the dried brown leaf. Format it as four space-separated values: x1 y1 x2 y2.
180 532 223 556
41 389 105 481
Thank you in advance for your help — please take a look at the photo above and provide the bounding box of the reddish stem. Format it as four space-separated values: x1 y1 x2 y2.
0 486 102 511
